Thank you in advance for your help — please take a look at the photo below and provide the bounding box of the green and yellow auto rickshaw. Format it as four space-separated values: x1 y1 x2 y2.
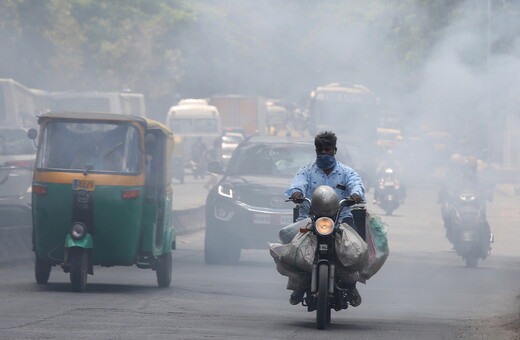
29 112 176 292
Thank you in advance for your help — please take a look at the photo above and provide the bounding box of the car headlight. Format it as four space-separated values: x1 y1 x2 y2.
71 222 87 240
315 217 334 236
218 184 234 199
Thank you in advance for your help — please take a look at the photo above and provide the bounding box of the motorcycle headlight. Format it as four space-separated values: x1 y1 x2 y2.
218 184 234 199
315 217 334 236
71 222 87 240
459 193 475 201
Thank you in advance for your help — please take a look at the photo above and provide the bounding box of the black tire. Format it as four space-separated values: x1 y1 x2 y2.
35 257 51 284
385 208 394 216
156 252 172 288
316 264 329 330
465 256 478 268
70 249 88 293
204 223 241 264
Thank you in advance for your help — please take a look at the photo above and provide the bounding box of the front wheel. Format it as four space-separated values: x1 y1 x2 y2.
35 257 51 284
156 252 172 288
316 264 329 330
70 248 88 292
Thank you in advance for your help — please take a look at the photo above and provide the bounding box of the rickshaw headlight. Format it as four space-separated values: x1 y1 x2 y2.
71 222 87 240
315 217 334 236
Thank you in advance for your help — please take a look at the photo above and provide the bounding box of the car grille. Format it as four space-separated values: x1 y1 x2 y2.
239 192 293 210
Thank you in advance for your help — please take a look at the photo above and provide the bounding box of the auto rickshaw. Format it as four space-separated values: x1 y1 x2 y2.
28 112 176 292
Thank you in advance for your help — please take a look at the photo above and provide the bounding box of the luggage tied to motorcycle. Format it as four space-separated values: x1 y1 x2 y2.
269 211 389 284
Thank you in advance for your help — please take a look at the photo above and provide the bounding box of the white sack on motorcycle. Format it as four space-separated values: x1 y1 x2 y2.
279 231 317 272
334 224 368 270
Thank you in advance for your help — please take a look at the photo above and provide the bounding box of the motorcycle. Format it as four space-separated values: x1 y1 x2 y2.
374 168 401 215
286 186 365 330
444 189 492 268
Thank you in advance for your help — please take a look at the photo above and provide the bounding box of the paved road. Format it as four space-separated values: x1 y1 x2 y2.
0 178 519 339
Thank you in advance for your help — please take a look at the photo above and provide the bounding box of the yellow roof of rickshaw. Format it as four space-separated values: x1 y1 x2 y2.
38 111 172 136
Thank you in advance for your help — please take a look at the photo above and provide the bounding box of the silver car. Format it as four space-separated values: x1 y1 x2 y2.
0 127 35 226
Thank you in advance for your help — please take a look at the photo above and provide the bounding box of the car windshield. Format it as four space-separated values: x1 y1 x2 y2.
0 129 35 156
36 120 141 173
227 143 315 177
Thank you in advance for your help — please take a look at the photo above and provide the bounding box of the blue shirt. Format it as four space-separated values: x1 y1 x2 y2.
285 161 366 221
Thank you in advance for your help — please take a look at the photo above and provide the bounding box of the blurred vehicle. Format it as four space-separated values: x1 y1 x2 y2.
210 95 267 136
266 102 288 136
374 168 402 215
166 99 221 173
441 187 492 268
0 127 36 226
221 132 245 165
308 83 379 145
203 137 354 264
30 112 175 292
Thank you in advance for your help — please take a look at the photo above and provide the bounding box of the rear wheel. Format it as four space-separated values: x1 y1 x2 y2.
35 257 51 284
70 248 88 292
156 252 172 288
316 264 329 330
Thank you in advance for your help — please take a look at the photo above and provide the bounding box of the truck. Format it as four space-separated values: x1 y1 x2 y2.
0 78 51 128
308 83 380 144
209 95 267 136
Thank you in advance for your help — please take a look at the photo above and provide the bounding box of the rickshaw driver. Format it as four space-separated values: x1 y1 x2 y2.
71 134 124 172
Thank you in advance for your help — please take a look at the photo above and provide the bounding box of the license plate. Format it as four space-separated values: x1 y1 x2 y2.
253 213 271 224
72 179 95 191
319 244 328 251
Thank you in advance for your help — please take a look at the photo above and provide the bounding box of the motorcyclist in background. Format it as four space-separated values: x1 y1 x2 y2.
373 149 406 204
438 155 492 243
285 131 366 306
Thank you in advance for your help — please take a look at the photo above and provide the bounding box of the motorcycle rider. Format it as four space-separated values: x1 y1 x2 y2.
438 155 492 245
373 149 406 204
285 131 366 306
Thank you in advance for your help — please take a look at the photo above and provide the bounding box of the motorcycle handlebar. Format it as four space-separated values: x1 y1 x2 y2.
285 197 364 206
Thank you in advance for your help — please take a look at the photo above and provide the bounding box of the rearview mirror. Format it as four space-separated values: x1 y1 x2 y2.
27 128 37 140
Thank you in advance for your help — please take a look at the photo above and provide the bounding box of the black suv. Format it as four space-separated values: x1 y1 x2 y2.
204 136 354 264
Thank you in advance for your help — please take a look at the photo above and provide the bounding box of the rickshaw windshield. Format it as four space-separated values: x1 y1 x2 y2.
36 120 142 174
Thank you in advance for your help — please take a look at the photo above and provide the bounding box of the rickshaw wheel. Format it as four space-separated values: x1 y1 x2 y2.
156 252 172 288
70 248 88 292
35 257 52 284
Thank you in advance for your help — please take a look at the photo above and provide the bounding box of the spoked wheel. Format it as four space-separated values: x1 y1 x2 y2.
35 257 52 284
70 248 88 292
156 252 172 288
316 264 330 330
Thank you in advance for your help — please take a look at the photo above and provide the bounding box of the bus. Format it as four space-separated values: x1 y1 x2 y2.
0 79 51 128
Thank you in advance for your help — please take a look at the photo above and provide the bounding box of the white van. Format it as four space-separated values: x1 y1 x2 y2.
166 100 222 168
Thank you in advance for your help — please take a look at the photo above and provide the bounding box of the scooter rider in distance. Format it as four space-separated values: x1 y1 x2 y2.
285 131 366 306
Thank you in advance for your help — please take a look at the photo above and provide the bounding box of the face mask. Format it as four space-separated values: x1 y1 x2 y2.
316 154 336 170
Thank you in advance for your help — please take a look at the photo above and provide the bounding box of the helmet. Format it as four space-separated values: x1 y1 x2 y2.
311 185 339 217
